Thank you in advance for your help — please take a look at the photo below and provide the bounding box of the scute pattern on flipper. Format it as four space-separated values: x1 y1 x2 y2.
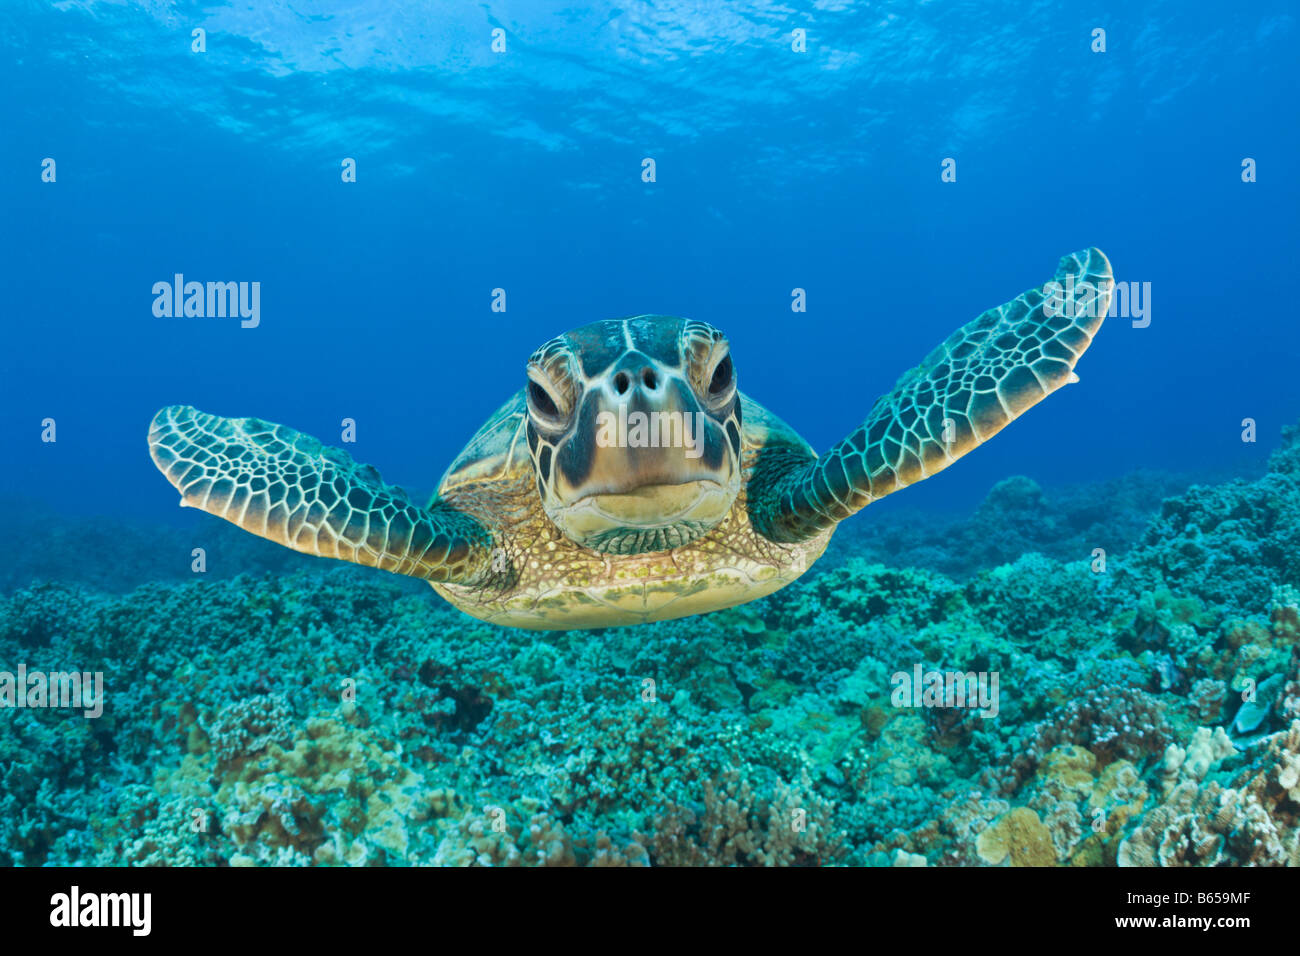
148 405 492 583
751 247 1114 543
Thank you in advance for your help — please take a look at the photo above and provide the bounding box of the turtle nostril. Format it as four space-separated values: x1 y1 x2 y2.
613 371 631 395
642 368 658 390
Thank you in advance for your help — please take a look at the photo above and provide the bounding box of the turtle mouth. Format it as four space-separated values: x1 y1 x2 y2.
582 480 725 523
552 479 734 554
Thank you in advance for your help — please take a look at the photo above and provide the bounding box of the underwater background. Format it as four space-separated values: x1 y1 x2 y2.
1 0 1299 866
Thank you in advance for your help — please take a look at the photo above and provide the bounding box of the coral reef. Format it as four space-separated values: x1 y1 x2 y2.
648 765 844 866
1118 722 1300 867
2 421 1299 866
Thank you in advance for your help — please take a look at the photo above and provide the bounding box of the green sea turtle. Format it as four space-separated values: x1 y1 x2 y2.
148 247 1113 630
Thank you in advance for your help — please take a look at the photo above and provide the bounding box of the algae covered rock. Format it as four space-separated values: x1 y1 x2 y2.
976 807 1055 867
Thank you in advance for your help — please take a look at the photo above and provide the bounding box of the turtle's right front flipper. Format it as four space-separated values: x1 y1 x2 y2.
148 405 493 583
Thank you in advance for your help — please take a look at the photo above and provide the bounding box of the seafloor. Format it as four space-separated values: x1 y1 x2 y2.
2 423 1298 867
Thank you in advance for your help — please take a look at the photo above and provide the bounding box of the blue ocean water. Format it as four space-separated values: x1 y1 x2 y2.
3 0 1297 520
2 1 1300 870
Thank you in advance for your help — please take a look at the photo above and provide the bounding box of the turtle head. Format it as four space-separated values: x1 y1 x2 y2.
523 315 743 555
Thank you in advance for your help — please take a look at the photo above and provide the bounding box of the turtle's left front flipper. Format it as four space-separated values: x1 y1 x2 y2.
148 405 494 583
750 247 1113 543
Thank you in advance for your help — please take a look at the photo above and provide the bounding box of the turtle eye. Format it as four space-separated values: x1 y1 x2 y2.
527 378 567 428
529 380 558 416
708 353 734 397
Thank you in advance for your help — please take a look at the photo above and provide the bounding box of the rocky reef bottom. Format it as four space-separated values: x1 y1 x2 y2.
2 424 1299 866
